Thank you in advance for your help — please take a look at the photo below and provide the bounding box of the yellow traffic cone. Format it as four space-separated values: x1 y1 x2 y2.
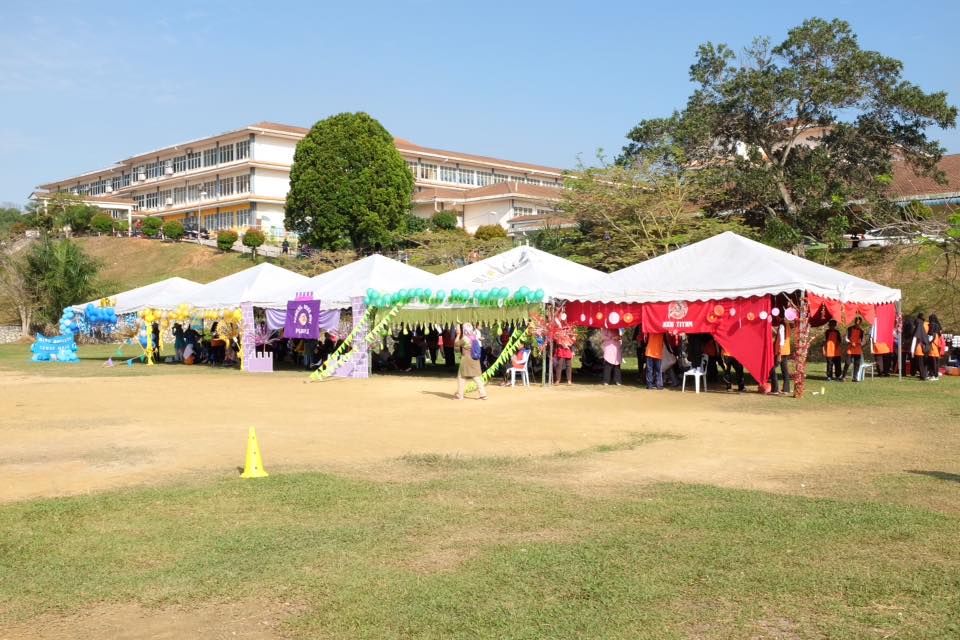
240 427 269 479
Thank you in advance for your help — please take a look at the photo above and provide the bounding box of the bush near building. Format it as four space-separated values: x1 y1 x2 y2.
474 224 507 240
141 217 163 238
242 229 266 258
431 211 458 231
217 230 239 252
162 220 185 242
90 214 115 235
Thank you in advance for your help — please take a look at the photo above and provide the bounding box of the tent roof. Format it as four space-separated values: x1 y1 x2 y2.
177 263 312 309
74 277 203 315
581 232 900 304
437 245 606 301
297 254 441 309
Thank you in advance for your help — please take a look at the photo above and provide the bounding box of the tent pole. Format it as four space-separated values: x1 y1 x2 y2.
547 302 555 386
897 300 903 382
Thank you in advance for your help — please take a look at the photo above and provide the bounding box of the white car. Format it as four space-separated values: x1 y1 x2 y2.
850 228 915 248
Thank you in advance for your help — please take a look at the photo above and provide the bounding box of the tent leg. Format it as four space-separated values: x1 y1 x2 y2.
897 300 902 382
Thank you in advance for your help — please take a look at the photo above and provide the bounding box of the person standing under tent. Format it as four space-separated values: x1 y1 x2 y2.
173 323 186 362
703 334 721 383
426 327 440 365
151 322 161 363
911 313 931 380
723 347 746 393
871 320 893 377
600 328 623 386
442 325 457 370
927 314 944 381
553 341 574 385
842 316 865 382
823 320 843 381
632 326 647 384
454 323 488 400
644 331 665 390
770 318 791 394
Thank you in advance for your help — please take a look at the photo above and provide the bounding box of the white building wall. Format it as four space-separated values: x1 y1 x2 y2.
462 201 512 234
252 168 291 199
256 202 286 239
253 135 297 165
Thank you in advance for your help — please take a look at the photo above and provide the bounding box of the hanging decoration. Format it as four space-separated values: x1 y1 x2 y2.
528 311 576 348
465 323 530 393
365 286 545 308
792 296 811 399
310 305 379 381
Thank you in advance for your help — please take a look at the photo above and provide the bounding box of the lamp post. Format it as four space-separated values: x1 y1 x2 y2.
198 189 208 244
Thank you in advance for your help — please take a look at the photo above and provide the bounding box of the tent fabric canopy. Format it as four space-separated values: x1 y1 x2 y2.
294 254 441 309
438 246 607 302
174 263 312 310
73 277 203 315
571 232 900 305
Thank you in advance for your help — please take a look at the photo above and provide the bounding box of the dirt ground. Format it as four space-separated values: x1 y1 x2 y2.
0 370 932 504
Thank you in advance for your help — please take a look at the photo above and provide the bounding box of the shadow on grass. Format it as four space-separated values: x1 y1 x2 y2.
907 470 960 484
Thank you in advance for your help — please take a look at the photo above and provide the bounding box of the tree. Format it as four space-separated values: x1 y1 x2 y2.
404 229 512 272
162 220 185 241
242 228 265 259
560 156 750 270
0 250 36 337
91 213 115 235
285 112 415 251
473 224 508 241
24 193 88 235
58 203 97 237
431 211 458 230
217 229 238 252
141 216 163 238
0 205 24 236
23 237 101 327
621 18 957 242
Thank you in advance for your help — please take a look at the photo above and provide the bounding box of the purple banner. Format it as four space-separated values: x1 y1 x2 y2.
285 299 321 339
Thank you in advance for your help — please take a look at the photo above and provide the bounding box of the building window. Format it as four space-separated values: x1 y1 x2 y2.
513 206 533 217
537 208 555 216
439 165 457 183
236 139 250 160
172 155 187 173
235 173 250 193
120 173 131 188
457 168 476 186
187 152 201 170
133 194 144 210
203 148 218 167
418 163 437 181
493 173 510 184
219 176 235 197
146 161 161 180
159 190 172 206
187 184 201 202
477 171 494 186
173 186 186 204
406 160 417 176
201 181 216 199
205 213 218 231
145 192 159 209
236 208 250 226
219 144 234 164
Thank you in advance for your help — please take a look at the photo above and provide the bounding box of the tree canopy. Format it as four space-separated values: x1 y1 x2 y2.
285 112 414 251
23 237 101 327
621 18 957 245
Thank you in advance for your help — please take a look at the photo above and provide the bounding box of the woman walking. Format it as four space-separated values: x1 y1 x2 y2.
454 323 488 400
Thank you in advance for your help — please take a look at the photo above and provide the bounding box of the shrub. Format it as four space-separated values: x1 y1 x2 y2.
242 229 266 259
115 220 129 235
10 221 28 236
474 224 507 240
141 217 163 238
217 229 239 252
431 211 458 231
90 214 114 235
162 220 185 241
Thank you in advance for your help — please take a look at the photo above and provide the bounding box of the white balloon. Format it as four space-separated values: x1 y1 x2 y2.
729 308 737 317
771 307 781 317
608 311 621 324
759 311 768 320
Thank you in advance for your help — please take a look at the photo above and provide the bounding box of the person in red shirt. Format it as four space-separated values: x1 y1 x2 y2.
841 316 865 382
553 342 574 385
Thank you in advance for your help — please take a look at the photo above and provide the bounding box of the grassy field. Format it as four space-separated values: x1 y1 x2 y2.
1 341 959 638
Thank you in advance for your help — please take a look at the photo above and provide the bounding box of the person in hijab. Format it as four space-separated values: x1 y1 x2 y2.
454 323 488 400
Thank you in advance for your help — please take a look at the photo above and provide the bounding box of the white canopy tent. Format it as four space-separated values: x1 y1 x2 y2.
73 277 203 315
292 254 441 309
171 263 312 310
578 232 900 304
438 245 608 302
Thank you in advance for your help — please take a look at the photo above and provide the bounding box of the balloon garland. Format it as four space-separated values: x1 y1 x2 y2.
465 323 530 393
365 286 545 308
309 305 379 381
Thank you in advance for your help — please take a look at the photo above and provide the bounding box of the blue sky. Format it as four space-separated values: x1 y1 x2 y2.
1 0 957 205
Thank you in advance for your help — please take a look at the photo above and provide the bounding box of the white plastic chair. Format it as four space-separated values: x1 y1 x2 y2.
857 361 874 382
682 355 709 393
509 349 531 387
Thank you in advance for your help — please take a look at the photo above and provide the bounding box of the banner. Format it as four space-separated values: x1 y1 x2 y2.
641 301 715 333
31 333 79 362
285 299 321 339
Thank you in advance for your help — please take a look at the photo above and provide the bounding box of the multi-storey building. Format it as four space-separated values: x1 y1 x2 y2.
33 122 570 238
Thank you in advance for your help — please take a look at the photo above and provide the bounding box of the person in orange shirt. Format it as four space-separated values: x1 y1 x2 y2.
927 314 944 381
841 316 865 382
644 332 665 390
823 319 843 381
769 318 792 394
870 322 893 377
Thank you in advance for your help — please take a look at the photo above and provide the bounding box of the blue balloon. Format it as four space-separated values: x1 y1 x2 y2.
435 289 446 302
422 288 432 300
414 288 424 298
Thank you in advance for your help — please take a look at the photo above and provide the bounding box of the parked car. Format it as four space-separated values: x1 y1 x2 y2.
848 228 915 248
183 223 210 240
802 235 828 252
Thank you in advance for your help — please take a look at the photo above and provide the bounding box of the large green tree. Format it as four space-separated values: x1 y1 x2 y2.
24 237 101 327
285 112 414 251
621 18 957 245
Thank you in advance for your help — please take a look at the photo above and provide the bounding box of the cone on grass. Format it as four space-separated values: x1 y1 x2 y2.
240 427 269 478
